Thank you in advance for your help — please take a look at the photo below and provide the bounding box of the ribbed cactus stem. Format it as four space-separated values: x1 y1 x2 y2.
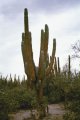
57 57 60 74
44 24 49 58
46 38 56 75
21 33 27 75
38 30 44 80
54 57 57 75
21 33 25 62
68 55 71 79
21 8 36 83
24 8 29 33
39 25 49 67
40 29 45 51
68 55 70 72
46 53 49 67
52 38 56 58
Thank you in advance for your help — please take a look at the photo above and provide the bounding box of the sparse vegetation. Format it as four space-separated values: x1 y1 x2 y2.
0 8 80 120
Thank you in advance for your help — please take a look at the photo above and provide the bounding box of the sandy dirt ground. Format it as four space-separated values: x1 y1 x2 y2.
9 104 65 120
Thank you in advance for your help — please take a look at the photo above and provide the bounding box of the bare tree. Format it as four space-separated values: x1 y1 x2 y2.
72 40 80 58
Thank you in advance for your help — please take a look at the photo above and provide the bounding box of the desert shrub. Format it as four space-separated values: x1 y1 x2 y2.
0 91 9 120
5 87 37 111
44 75 65 103
63 76 80 120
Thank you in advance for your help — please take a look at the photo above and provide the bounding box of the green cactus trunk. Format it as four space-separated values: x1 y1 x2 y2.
57 57 60 74
21 8 56 119
68 55 71 80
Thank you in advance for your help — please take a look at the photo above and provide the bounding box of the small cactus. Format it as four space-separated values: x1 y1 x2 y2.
68 55 71 79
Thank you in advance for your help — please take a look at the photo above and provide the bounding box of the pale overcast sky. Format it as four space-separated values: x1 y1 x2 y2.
0 0 80 78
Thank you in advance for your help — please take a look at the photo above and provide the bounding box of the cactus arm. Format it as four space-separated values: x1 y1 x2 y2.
44 24 49 62
21 8 36 81
24 8 29 33
54 57 57 75
57 57 60 74
46 38 56 75
38 29 45 80
38 24 49 80
68 55 71 79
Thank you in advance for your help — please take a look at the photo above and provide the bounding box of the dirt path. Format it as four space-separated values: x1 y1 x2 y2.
9 104 65 120
49 104 65 115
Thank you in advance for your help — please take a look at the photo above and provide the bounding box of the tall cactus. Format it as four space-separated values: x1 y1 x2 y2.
21 8 36 85
68 55 71 79
57 57 60 74
54 57 57 75
21 8 56 118
21 8 56 84
46 38 56 75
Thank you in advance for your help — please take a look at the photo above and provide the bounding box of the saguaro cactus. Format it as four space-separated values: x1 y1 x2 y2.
21 9 36 87
21 8 56 118
54 57 57 75
68 55 71 79
57 57 60 74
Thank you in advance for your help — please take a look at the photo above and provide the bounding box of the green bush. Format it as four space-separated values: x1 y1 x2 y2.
5 87 37 111
63 77 80 120
0 92 9 120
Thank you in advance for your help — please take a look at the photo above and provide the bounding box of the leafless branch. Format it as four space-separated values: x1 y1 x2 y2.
71 40 80 58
